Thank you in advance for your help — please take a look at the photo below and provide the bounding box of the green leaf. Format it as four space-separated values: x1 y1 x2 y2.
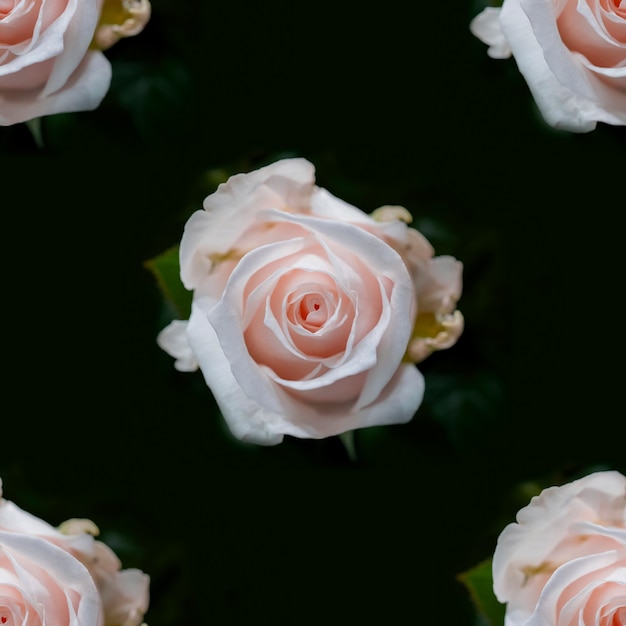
25 118 44 149
144 246 192 320
458 559 506 626
338 431 357 462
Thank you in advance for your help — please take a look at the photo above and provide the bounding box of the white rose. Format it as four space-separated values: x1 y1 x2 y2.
158 158 463 445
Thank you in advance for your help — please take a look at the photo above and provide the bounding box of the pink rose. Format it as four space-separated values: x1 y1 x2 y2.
157 158 463 445
0 478 150 626
470 0 626 132
0 0 151 126
492 470 626 626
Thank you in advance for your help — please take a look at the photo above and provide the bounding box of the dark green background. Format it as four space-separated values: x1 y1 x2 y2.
1 1 625 624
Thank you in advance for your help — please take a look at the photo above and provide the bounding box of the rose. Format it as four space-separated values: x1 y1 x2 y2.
0 478 150 626
470 0 626 132
0 0 151 126
157 158 463 445
492 470 626 626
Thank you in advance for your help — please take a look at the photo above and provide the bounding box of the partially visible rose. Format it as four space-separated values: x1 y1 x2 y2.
157 158 463 445
492 470 626 626
470 0 626 132
1 528 100 625
0 477 150 626
0 0 151 126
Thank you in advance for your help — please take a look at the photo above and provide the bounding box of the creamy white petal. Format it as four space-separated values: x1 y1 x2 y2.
351 363 424 428
156 320 198 372
180 159 315 290
0 500 60 537
41 0 101 97
0 51 111 125
186 299 290 445
470 7 513 59
309 187 374 224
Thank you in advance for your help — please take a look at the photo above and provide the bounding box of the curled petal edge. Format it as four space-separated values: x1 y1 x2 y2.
407 309 464 363
157 320 198 372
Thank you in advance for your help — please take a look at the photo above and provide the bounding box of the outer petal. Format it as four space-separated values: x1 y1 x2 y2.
179 158 316 291
157 320 198 372
187 299 290 445
63 531 150 626
93 0 151 51
350 362 424 429
97 565 150 626
0 499 77 541
470 7 513 59
415 255 463 314
0 51 111 126
309 186 374 225
41 0 102 98
0 501 100 574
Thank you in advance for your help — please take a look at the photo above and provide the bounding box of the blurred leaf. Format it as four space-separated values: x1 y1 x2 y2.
25 118 44 149
109 55 194 146
144 245 191 319
458 559 505 626
422 368 504 450
338 431 357 462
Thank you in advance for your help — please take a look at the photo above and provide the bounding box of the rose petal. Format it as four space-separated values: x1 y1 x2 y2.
0 50 111 125
470 7 513 58
309 186 374 225
180 158 316 291
524 550 626 626
41 0 101 97
157 319 199 372
187 298 292 445
0 499 63 537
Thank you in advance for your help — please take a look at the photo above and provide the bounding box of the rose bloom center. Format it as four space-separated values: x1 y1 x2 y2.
609 606 626 626
292 292 329 331
610 0 626 14
0 1 14 16
243 261 362 382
